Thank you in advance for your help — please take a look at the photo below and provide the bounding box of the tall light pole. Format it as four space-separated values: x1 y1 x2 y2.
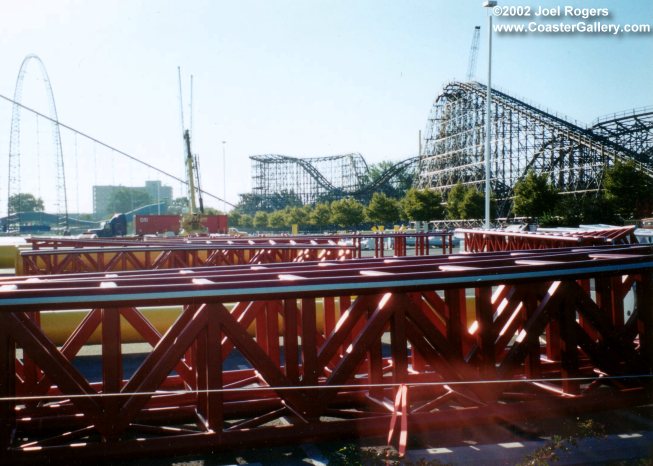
221 141 226 213
483 0 496 229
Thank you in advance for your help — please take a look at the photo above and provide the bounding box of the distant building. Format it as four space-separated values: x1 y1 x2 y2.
93 180 173 217
144 181 173 206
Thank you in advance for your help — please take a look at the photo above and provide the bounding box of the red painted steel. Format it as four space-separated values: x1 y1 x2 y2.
26 235 338 249
20 244 356 275
26 231 455 257
0 245 651 463
459 225 637 253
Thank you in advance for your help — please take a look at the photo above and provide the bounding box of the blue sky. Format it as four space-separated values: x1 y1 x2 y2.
0 0 651 214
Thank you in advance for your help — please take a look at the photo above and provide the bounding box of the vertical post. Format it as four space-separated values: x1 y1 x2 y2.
206 304 223 432
197 304 223 431
301 298 318 385
284 299 299 382
266 301 281 364
368 303 384 399
523 290 541 378
0 314 16 451
339 295 352 357
375 236 384 258
391 305 408 383
637 271 653 374
559 291 580 395
102 307 122 427
484 1 497 229
475 286 496 379
221 141 227 213
196 326 209 426
445 288 467 358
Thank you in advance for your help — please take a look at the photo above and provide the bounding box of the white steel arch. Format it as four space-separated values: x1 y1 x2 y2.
7 54 68 230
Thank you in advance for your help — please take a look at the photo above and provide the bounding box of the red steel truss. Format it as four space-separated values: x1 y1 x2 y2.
459 226 637 253
19 244 356 275
26 236 337 249
25 231 455 257
0 245 652 463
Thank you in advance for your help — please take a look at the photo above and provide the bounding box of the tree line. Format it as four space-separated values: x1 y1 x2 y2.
231 190 412 231
8 160 650 231
512 160 653 226
229 160 653 231
227 185 490 231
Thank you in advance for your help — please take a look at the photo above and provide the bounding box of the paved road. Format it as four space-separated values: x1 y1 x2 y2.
103 405 653 465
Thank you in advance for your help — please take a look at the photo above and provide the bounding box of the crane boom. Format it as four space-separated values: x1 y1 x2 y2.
194 153 204 214
183 129 197 215
467 26 481 82
178 68 210 233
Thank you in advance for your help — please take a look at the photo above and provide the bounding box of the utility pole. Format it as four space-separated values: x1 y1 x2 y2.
483 1 497 229
222 141 226 213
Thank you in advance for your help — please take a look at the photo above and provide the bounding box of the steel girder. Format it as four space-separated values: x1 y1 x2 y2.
26 235 341 249
19 244 357 275
458 225 636 253
417 82 652 217
0 245 652 463
21 232 456 273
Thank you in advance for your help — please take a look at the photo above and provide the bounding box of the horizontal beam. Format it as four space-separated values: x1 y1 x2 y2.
2 245 651 310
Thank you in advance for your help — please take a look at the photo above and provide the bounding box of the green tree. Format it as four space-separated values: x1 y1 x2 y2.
447 183 493 220
284 206 309 226
603 160 653 221
330 197 365 228
235 190 303 214
203 207 222 215
460 188 485 219
239 213 253 229
253 211 269 230
107 188 153 214
365 192 401 225
401 188 444 221
268 210 287 229
553 194 612 226
227 211 242 227
8 193 44 214
234 193 265 215
310 203 332 229
446 183 468 219
513 170 559 219
266 190 303 211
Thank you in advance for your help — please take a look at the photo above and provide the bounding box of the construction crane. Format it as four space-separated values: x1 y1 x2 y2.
183 129 198 215
179 69 206 233
466 26 481 82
